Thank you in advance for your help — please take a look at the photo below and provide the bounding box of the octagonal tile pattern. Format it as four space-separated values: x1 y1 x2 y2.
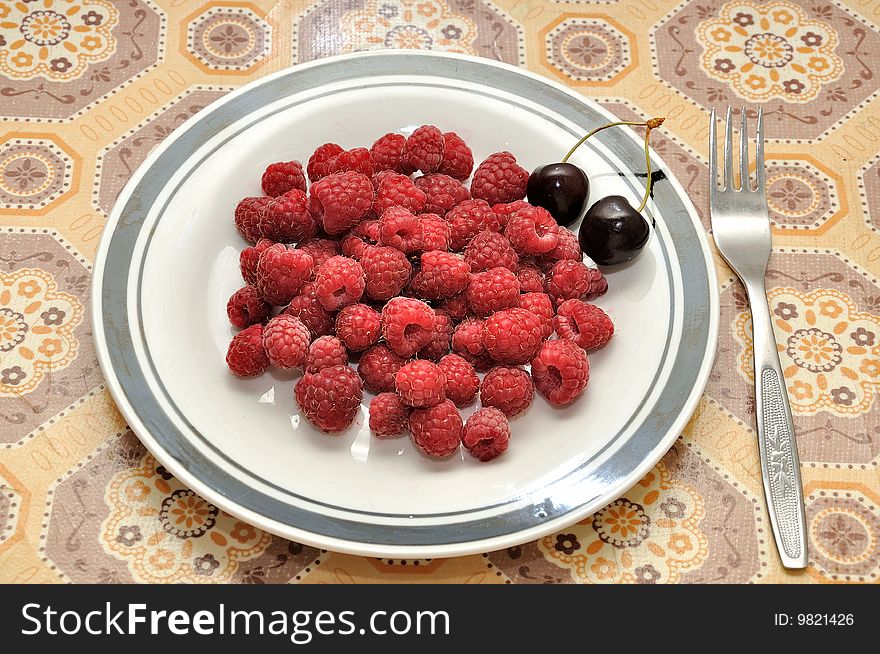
544 17 633 84
805 482 880 583
183 3 272 73
0 134 78 214
764 155 844 232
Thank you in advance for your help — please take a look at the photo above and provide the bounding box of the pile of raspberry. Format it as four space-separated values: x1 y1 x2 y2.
225 125 614 462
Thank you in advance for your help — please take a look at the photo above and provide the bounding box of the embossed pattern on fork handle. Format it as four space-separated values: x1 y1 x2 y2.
749 282 808 569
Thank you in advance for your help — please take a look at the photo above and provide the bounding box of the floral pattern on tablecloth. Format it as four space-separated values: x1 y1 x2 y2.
339 0 478 55
0 268 82 398
734 288 880 416
1 0 878 585
697 0 842 102
0 0 119 81
101 451 273 583
805 483 880 583
538 463 708 584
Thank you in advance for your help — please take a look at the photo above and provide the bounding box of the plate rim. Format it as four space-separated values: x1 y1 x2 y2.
91 50 720 558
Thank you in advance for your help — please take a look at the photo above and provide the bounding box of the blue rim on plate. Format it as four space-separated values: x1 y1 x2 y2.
92 51 719 558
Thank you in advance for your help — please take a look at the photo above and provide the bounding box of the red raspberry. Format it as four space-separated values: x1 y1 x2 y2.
480 366 533 417
466 266 520 317
259 190 316 243
235 196 272 243
438 354 479 406
414 174 470 215
518 292 554 338
444 199 500 251
554 300 614 351
438 293 472 322
335 303 381 352
370 133 415 174
504 206 558 255
371 169 399 190
409 400 462 458
396 359 446 408
226 324 268 377
328 147 373 177
545 260 608 304
404 125 445 174
543 226 582 263
262 313 310 369
314 255 365 311
451 318 492 371
340 234 369 260
296 238 340 270
358 344 405 393
309 171 373 235
451 318 485 356
416 214 450 252
491 200 531 228
418 309 454 360
351 218 380 243
471 151 529 205
462 407 511 461
295 365 362 433
515 263 545 293
378 206 421 254
305 335 348 373
240 237 275 285
307 143 344 181
369 392 410 438
482 307 543 365
261 161 306 197
381 297 436 357
531 339 590 406
464 230 518 272
256 244 314 306
360 245 412 301
583 268 608 300
437 131 473 181
227 285 271 328
373 173 427 215
411 250 471 299
284 282 334 337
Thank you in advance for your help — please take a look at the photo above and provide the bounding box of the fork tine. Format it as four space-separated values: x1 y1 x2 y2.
739 107 749 191
709 108 717 193
723 107 733 190
755 107 765 190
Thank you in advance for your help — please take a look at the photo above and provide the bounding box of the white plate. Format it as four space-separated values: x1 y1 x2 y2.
92 51 719 558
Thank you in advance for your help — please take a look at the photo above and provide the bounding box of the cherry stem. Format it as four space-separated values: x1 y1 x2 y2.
561 121 647 164
636 123 659 213
561 118 665 214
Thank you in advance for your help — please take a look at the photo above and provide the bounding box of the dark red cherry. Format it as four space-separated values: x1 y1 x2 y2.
578 195 650 266
526 162 590 227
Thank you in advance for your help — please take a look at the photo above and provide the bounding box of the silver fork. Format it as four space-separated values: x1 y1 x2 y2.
709 107 808 569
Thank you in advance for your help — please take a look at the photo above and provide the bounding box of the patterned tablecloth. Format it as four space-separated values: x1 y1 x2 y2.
0 0 878 585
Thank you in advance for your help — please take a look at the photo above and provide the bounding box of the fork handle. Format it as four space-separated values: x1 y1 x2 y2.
746 278 808 569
